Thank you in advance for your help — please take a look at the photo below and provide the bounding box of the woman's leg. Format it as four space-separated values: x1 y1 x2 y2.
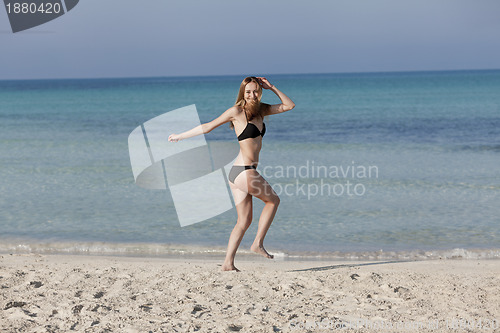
235 169 280 259
221 184 252 271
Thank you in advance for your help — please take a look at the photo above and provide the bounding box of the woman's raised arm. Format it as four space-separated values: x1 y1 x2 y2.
258 77 295 115
168 106 238 142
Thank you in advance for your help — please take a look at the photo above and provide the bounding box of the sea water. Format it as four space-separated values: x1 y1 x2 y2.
0 71 499 259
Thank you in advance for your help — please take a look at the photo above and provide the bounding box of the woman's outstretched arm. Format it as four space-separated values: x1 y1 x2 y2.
257 77 295 115
168 106 238 142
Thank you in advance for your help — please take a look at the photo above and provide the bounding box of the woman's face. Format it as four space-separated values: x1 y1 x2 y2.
244 82 259 103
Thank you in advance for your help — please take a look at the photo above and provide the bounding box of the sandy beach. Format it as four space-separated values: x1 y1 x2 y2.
0 254 499 332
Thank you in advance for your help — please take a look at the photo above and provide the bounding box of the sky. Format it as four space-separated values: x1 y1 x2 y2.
1 0 500 80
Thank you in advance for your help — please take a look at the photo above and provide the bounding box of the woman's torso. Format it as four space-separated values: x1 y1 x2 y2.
232 107 265 166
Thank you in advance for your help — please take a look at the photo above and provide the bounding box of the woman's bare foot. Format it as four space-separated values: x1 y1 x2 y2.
221 263 240 272
251 244 274 259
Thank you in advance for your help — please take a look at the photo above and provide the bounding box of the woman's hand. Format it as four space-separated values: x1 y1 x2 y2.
168 134 182 142
257 77 274 89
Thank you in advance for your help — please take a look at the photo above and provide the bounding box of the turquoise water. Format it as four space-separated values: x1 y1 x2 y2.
1 71 499 259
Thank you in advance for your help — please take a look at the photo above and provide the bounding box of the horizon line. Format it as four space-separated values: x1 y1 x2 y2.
1 68 499 82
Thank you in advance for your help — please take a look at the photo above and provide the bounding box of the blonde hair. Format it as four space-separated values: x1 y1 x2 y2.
230 76 269 129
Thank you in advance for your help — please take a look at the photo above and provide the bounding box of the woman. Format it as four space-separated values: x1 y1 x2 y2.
168 76 295 271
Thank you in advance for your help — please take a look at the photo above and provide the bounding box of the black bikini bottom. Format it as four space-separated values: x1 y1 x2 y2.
228 165 256 184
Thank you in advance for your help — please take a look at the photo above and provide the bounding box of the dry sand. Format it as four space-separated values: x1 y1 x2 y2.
1 254 499 332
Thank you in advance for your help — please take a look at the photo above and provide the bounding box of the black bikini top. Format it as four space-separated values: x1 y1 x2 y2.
237 116 266 141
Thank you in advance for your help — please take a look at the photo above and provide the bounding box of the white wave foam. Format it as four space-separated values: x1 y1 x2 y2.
0 241 499 261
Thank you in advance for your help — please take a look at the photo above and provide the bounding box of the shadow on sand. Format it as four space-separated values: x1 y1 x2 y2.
287 260 417 272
